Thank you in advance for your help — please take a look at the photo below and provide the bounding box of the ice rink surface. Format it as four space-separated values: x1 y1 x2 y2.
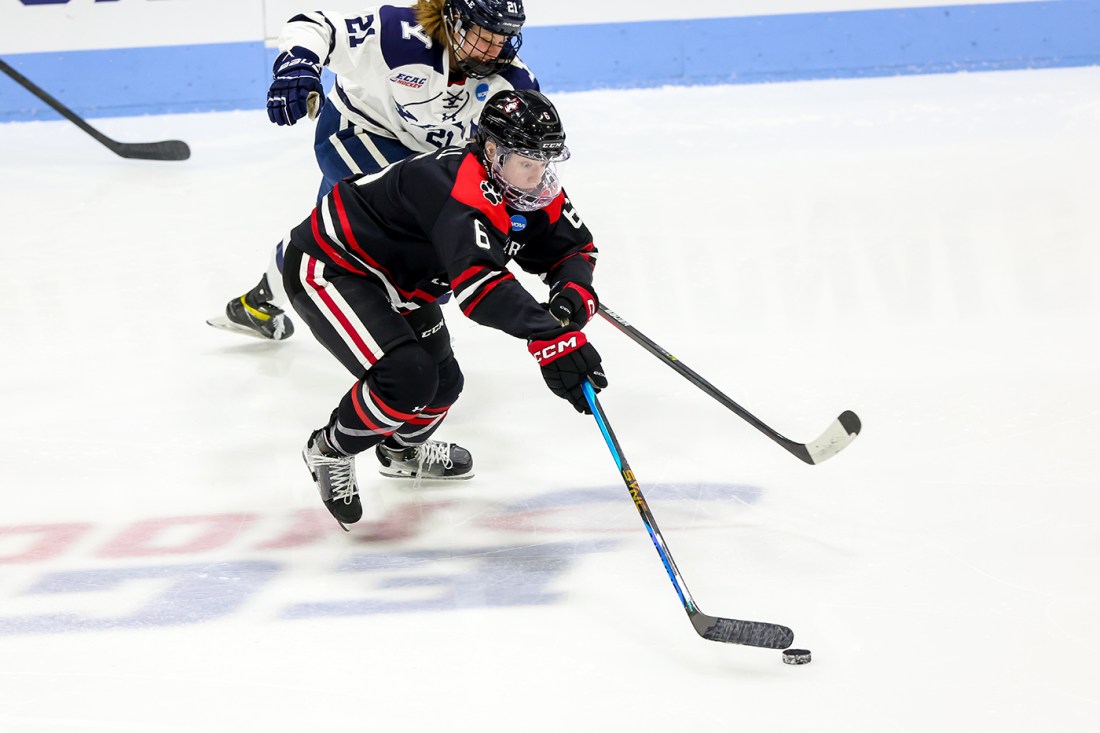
2 66 1099 731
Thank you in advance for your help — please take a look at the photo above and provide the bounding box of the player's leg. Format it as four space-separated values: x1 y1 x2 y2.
209 108 415 342
313 103 416 200
283 245 441 526
376 304 474 480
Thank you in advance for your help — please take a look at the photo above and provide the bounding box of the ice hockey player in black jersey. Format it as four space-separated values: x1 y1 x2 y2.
209 0 538 342
288 89 606 529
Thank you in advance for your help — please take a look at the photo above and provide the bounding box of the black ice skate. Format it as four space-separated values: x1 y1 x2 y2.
206 274 294 341
376 440 474 481
302 429 362 530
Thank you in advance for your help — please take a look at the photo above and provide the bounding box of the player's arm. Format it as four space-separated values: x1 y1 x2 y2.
268 9 382 126
267 12 335 126
276 12 338 64
435 207 561 339
438 206 606 413
512 192 600 328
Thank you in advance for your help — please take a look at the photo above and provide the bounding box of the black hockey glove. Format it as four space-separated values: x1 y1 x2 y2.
528 329 608 414
267 47 325 126
547 282 599 329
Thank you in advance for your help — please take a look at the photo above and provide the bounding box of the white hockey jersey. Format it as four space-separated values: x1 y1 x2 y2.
278 5 539 152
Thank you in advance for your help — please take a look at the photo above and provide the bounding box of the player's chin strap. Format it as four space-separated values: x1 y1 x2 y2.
580 380 794 649
595 304 861 465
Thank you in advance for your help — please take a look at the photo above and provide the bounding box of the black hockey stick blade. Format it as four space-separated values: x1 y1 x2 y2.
583 381 795 650
106 139 191 161
691 611 794 649
0 58 190 161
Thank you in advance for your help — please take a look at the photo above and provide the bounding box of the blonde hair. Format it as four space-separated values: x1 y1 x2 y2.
414 0 449 47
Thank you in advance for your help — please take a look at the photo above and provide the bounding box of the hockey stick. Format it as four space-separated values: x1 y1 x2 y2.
598 304 860 465
582 380 794 649
0 58 190 161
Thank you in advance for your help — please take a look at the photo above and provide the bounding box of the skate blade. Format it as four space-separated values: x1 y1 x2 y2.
206 315 286 341
377 468 475 481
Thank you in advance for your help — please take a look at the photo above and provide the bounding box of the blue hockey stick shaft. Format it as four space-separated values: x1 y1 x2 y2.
581 381 794 649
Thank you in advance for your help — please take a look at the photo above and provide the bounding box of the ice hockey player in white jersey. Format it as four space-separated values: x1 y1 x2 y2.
209 0 538 342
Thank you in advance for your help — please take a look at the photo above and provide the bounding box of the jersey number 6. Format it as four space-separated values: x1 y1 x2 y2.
562 197 584 229
474 219 492 250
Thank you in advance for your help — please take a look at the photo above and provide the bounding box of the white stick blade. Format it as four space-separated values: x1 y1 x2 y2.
806 411 862 464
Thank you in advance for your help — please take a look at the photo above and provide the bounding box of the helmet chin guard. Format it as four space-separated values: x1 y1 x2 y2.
488 148 564 212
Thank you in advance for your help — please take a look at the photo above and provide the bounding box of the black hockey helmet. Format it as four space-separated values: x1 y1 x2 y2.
444 0 525 78
477 90 571 211
476 90 569 162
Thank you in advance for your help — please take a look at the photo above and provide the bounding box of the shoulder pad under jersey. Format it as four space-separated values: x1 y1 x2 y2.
378 5 444 75
499 60 539 91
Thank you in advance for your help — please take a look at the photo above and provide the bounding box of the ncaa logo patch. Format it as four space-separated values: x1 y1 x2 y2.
510 215 527 232
476 83 490 102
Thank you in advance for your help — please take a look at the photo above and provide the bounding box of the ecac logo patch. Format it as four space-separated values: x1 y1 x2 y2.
390 73 426 89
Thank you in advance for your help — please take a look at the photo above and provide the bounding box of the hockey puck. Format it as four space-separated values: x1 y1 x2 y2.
782 649 812 665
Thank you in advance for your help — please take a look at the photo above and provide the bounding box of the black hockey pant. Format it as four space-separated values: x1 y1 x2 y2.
282 245 463 456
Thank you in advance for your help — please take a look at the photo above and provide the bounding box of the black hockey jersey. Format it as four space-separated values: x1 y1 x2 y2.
288 143 598 340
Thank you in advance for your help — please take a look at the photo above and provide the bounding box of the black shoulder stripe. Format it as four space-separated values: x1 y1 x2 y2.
323 16 338 64
286 13 337 65
288 13 323 26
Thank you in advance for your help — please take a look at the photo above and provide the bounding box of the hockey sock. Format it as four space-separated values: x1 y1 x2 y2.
326 343 440 455
383 405 452 448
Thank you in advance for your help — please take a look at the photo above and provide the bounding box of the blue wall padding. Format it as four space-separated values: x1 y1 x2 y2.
2 1 1098 121
1 43 270 121
520 1 1100 90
